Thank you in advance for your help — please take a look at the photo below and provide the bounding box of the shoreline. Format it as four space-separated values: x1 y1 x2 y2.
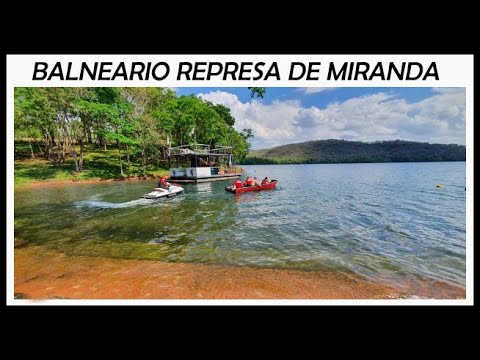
14 173 168 190
14 246 465 300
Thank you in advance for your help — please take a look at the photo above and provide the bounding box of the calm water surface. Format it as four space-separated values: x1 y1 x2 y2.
14 162 466 287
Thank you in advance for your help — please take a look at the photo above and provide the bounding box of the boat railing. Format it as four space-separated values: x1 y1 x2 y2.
168 144 234 157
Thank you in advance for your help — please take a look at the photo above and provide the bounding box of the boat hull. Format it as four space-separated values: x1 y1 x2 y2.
142 185 184 199
225 180 278 194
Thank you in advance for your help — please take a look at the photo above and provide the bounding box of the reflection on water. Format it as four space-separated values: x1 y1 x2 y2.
14 162 466 287
234 192 261 204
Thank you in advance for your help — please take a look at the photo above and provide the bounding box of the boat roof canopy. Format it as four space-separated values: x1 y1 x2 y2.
168 144 233 157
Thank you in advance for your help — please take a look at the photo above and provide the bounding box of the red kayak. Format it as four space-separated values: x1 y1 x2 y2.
225 180 278 194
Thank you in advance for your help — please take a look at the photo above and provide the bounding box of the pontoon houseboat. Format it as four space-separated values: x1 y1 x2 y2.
167 144 242 183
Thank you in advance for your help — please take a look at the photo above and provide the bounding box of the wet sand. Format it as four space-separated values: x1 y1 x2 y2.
14 246 465 300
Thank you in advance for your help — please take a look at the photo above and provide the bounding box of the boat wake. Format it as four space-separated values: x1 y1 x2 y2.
75 198 153 209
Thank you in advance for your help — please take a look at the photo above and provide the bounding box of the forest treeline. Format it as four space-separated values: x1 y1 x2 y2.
244 139 466 164
14 87 252 175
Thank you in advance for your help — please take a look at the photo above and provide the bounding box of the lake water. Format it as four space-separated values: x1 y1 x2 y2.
14 162 466 288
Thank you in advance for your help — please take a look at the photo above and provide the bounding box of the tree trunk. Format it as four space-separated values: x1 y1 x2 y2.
71 146 78 172
50 131 56 147
60 133 66 165
79 139 84 172
36 141 44 155
98 135 105 150
70 139 80 172
102 136 107 151
118 144 124 176
141 145 146 175
45 132 55 162
28 139 35 159
43 133 49 158
126 145 130 166
72 150 79 172
87 128 93 144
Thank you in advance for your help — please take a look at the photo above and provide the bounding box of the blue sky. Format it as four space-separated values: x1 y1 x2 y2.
176 87 465 150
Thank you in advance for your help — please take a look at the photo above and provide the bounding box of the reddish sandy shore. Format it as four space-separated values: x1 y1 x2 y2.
14 247 465 300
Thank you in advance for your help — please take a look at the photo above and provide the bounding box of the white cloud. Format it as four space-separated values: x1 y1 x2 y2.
198 89 465 149
297 87 337 95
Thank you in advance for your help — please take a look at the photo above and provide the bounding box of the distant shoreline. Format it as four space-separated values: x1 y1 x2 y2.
241 160 467 165
14 161 466 189
245 139 466 165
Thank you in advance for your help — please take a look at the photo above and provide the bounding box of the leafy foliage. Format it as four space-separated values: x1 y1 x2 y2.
248 87 266 98
14 87 253 176
244 139 466 164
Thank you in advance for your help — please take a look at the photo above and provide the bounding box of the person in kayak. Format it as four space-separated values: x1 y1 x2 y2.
252 177 259 186
158 176 170 189
261 177 270 185
244 176 253 186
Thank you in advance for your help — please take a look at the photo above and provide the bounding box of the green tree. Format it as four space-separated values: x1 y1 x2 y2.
248 87 266 98
14 88 46 158
14 87 255 177
210 103 235 126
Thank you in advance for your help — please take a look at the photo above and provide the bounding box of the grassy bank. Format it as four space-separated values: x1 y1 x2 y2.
14 140 170 187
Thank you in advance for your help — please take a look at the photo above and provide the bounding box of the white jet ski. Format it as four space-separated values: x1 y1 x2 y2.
142 184 184 199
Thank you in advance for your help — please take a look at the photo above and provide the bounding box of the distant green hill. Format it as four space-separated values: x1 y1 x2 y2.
243 140 466 164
